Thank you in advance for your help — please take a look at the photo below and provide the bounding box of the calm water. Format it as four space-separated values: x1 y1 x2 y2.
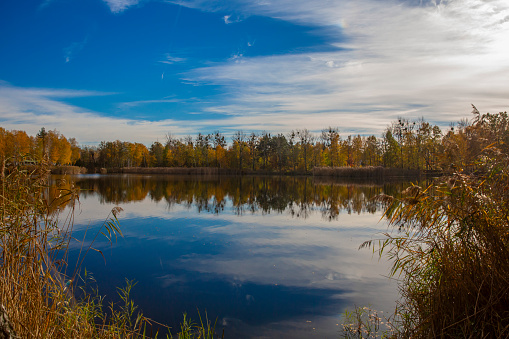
52 174 410 338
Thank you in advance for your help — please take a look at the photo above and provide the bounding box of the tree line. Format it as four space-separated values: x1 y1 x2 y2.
71 175 407 218
0 127 80 166
2 107 507 173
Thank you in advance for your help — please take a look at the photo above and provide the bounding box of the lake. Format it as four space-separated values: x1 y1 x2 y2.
51 174 409 338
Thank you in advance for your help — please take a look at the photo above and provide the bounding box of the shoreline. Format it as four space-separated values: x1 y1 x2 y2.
48 165 440 179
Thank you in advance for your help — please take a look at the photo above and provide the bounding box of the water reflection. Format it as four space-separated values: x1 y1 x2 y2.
53 175 415 338
69 175 411 220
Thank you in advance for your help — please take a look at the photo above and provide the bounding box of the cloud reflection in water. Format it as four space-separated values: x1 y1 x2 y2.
60 175 407 338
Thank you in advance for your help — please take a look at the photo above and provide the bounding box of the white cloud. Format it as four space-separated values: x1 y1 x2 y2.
228 53 244 63
5 0 509 140
0 82 342 144
169 0 509 131
103 0 141 13
0 83 194 145
222 13 243 24
158 53 186 64
117 98 183 108
63 37 88 63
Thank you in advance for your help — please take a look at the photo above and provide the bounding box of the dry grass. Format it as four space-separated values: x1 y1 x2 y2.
312 166 421 179
50 166 87 175
362 145 509 338
0 160 154 338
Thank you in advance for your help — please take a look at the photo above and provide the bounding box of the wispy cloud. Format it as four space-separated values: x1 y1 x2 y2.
103 0 142 13
0 83 194 144
63 37 88 63
38 0 55 10
0 81 388 145
169 0 509 132
223 15 232 24
1 82 331 144
117 98 183 109
5 0 509 141
222 14 243 24
158 53 186 64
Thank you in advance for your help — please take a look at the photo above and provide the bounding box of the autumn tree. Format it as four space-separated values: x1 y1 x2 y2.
381 129 399 168
195 133 211 167
232 130 246 171
296 129 314 172
212 131 226 168
363 135 380 166
149 141 165 167
257 132 271 170
77 146 98 168
37 127 48 161
43 130 72 165
287 131 299 172
321 127 340 167
247 132 258 171
270 134 289 173
98 140 129 168
0 127 7 162
68 138 81 165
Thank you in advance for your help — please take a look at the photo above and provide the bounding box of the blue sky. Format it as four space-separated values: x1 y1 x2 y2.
0 0 508 145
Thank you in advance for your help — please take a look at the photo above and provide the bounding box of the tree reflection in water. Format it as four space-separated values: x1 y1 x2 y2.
57 174 419 221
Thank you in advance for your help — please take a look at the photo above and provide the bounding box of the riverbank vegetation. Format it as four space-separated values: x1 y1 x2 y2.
347 108 509 337
0 160 150 337
2 107 506 175
0 160 224 338
312 166 420 179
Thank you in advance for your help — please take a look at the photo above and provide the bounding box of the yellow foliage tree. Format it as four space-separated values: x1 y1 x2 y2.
57 135 72 165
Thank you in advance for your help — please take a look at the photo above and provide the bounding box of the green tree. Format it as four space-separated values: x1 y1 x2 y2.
149 141 165 167
382 129 399 168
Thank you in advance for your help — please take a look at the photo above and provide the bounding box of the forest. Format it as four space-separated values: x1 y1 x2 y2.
1 107 507 174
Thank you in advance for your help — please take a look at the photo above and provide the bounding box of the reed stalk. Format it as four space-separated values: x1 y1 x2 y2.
357 144 509 338
0 159 153 338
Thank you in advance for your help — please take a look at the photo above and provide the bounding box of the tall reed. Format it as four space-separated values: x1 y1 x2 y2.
363 144 509 338
312 166 421 179
0 159 152 338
